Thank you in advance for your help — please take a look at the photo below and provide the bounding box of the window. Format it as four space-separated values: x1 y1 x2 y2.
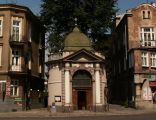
28 23 32 42
143 11 145 18
150 53 156 67
11 17 22 41
73 70 92 87
140 27 155 46
0 16 3 36
0 81 6 92
10 80 19 96
0 46 2 66
12 20 20 41
129 52 134 68
148 11 151 18
11 49 21 71
141 52 149 67
142 10 151 19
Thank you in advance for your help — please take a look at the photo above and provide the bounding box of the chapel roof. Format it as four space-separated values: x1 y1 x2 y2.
64 27 92 51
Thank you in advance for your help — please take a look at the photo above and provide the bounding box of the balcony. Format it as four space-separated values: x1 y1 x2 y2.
140 40 156 47
9 64 27 73
129 40 156 50
9 35 26 46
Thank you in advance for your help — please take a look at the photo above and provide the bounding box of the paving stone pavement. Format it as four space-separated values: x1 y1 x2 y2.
0 104 156 118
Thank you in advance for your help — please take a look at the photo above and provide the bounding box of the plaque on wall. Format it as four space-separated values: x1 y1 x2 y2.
55 96 61 102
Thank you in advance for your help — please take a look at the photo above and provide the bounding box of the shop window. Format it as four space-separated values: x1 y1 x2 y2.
10 80 19 96
0 81 6 93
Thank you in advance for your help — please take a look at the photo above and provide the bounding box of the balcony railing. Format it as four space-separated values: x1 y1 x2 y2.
129 40 156 49
10 65 22 71
140 40 156 47
9 64 26 72
9 35 26 46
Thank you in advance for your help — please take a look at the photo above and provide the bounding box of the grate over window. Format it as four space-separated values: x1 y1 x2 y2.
72 70 92 87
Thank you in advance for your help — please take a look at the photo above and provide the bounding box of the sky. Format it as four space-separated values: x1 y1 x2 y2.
117 0 156 13
1 0 156 15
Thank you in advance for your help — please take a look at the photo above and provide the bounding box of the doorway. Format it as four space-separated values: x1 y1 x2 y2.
72 70 93 110
78 91 86 110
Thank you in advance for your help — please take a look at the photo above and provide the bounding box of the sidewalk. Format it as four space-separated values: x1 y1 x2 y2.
0 104 156 118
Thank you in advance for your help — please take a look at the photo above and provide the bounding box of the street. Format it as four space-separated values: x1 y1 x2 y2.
0 113 156 120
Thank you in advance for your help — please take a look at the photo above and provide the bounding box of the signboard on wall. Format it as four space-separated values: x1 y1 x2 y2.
55 96 61 102
142 74 156 81
148 75 156 81
149 81 156 87
5 81 10 96
142 87 152 100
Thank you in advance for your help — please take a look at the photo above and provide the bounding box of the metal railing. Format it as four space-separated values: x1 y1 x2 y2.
10 34 26 42
129 40 156 49
140 40 156 47
9 64 26 72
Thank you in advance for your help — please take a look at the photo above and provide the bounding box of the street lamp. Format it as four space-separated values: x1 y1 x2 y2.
24 53 29 111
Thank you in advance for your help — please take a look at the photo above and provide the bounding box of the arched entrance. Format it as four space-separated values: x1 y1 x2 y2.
72 70 92 110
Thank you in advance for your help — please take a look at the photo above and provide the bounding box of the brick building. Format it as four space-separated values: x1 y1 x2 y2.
0 4 45 111
111 3 156 109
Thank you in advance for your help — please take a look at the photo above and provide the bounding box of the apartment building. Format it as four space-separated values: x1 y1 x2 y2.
111 3 156 109
0 4 45 111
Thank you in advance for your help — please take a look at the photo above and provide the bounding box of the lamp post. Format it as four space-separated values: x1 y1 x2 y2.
24 53 29 111
43 80 48 107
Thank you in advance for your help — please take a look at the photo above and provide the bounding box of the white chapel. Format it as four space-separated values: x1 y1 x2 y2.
47 26 107 112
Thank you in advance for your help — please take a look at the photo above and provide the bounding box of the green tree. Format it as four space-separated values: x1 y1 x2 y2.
40 0 117 53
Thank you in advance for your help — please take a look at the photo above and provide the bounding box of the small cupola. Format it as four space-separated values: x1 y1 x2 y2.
64 27 92 51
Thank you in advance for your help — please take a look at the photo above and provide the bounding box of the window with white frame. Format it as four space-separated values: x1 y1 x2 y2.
28 23 32 42
11 49 21 71
12 20 20 41
150 53 156 67
0 46 2 66
0 16 3 36
140 27 155 46
11 17 22 41
0 81 6 93
10 80 19 96
141 52 149 67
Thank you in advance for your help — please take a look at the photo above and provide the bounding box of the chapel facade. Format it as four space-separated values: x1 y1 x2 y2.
47 27 107 112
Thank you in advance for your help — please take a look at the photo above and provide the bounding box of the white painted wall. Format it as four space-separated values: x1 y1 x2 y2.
48 65 62 106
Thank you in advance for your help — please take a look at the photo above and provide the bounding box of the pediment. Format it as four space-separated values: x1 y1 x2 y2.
63 49 105 62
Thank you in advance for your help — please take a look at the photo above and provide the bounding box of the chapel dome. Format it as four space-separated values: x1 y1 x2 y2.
64 27 92 51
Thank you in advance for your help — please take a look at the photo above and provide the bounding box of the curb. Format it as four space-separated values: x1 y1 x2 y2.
0 108 156 118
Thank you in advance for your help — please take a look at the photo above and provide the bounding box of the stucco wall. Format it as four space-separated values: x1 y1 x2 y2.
48 66 62 106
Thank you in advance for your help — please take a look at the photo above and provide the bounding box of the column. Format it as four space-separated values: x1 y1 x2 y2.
95 63 101 104
64 63 70 105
